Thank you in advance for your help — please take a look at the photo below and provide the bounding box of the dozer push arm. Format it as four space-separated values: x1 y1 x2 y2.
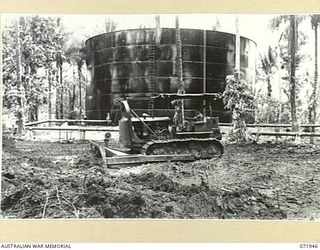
118 100 144 148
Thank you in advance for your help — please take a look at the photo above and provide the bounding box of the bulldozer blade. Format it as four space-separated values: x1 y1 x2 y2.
104 154 194 167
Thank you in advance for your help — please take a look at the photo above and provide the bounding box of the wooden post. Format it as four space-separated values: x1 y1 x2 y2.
275 126 279 143
80 130 86 141
256 124 260 142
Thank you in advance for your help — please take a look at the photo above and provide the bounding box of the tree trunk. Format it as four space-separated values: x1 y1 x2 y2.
314 22 318 123
48 70 52 119
59 65 64 119
35 102 38 121
70 84 76 112
290 15 299 132
69 68 75 113
278 69 282 123
28 103 37 122
55 71 60 119
174 16 185 130
78 64 82 117
310 22 318 143
266 76 271 123
231 108 253 143
14 17 23 136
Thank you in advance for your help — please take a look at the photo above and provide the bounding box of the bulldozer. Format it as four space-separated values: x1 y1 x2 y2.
89 93 223 167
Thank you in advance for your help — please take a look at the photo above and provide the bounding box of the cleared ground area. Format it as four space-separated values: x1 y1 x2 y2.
1 134 320 219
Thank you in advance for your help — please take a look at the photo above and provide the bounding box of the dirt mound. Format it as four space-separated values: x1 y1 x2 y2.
97 167 286 219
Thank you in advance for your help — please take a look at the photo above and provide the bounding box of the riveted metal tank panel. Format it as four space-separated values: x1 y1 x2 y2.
85 28 256 122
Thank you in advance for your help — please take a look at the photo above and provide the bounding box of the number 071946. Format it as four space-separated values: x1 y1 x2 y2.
300 244 319 248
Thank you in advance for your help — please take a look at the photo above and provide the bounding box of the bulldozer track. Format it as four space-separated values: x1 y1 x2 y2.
141 138 223 159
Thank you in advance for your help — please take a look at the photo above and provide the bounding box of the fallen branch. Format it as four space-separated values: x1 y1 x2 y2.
42 191 49 218
56 186 62 210
61 197 79 219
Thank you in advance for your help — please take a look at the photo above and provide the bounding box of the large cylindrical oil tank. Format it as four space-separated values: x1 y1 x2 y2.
85 28 256 122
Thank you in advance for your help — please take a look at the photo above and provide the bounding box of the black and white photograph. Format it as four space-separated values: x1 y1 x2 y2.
1 13 320 220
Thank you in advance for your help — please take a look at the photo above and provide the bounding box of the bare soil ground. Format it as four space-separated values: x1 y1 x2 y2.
1 134 320 219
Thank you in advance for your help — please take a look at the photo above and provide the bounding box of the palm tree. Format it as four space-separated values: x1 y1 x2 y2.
289 15 299 131
64 42 86 117
260 46 277 98
14 17 24 135
269 15 301 131
105 19 117 33
310 15 320 122
309 14 320 143
260 46 278 123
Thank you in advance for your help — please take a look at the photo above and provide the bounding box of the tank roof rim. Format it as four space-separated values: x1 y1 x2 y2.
85 27 257 46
